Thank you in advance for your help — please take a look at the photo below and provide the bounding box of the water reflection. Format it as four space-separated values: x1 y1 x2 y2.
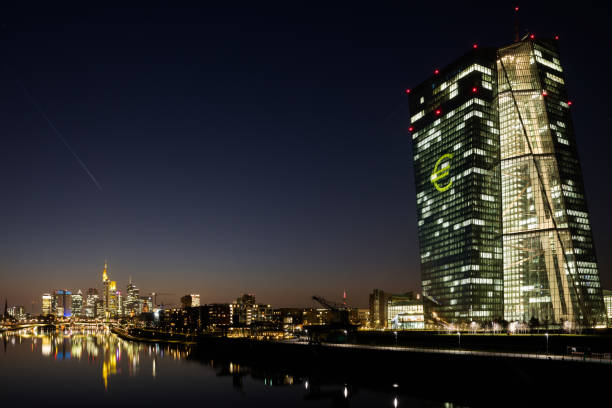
1 328 467 407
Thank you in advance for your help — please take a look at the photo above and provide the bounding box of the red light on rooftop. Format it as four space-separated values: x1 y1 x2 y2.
530 34 535 39
542 90 548 96
405 88 411 94
555 35 559 40
567 101 573 106
434 69 440 75
435 109 441 115
409 126 414 132
515 6 519 12
473 44 478 49
472 87 478 93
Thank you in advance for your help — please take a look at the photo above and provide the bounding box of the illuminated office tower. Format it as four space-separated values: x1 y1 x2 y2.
102 261 110 316
85 288 99 318
72 290 83 317
409 47 503 326
53 290 72 318
410 36 605 328
41 293 52 316
126 278 140 316
497 38 605 327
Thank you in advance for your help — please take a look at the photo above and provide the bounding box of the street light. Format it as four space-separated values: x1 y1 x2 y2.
394 331 398 347
545 332 549 355
457 331 461 348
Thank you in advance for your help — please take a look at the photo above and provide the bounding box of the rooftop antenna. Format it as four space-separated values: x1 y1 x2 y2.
514 6 520 42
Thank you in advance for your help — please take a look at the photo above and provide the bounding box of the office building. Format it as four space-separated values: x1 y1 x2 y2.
386 292 424 330
603 290 612 327
409 36 606 328
42 293 52 316
497 38 605 327
53 290 72 318
409 46 503 326
72 290 83 317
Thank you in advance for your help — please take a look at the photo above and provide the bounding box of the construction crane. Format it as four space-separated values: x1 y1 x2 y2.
311 295 354 327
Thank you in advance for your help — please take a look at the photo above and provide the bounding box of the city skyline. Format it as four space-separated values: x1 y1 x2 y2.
2 3 612 309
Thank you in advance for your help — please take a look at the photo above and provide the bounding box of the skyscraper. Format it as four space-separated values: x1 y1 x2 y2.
497 38 605 327
409 36 605 328
409 47 503 326
41 293 52 316
72 290 83 317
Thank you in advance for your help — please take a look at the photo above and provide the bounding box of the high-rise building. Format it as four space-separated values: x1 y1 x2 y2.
409 47 503 326
409 36 606 328
126 278 140 316
53 290 72 318
190 294 200 307
41 293 52 316
497 39 605 328
72 290 83 317
85 288 99 318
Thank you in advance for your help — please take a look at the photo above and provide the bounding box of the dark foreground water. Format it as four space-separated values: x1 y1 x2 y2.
1 328 462 408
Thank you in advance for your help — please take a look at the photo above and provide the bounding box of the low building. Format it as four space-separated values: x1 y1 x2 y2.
386 292 424 330
604 290 612 327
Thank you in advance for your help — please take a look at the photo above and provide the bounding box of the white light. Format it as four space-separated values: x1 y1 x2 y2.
344 386 348 398
394 397 399 407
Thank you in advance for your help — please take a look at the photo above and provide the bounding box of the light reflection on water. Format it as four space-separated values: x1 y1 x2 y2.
1 328 466 408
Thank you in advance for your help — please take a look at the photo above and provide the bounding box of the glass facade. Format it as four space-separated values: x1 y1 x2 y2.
498 39 606 327
409 48 503 326
410 38 605 328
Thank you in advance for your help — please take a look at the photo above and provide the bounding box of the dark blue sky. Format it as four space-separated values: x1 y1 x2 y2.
1 1 611 309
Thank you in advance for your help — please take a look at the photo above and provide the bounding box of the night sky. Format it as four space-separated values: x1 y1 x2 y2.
2 2 611 310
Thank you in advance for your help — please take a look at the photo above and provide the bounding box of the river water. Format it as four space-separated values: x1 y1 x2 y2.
0 328 467 407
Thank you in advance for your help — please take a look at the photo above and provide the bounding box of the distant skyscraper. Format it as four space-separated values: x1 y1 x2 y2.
126 278 140 316
191 294 200 307
41 293 52 316
85 288 99 318
72 290 83 317
409 36 606 328
53 290 72 318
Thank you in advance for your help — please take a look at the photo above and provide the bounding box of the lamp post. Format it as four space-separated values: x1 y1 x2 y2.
457 331 461 348
394 331 398 347
545 332 549 355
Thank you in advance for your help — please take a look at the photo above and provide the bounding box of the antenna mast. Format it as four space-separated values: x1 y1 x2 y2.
514 6 520 42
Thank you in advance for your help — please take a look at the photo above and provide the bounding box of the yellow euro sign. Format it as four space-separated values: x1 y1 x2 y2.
431 153 454 192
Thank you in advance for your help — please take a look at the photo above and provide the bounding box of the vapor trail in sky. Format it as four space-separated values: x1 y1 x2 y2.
17 81 103 191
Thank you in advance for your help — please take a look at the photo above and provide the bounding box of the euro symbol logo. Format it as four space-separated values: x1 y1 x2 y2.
431 153 454 192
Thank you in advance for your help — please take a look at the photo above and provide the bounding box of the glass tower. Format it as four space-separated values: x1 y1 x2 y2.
409 48 504 326
498 38 606 327
410 37 606 328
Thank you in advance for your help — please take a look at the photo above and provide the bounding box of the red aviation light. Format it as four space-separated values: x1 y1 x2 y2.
567 100 573 106
555 35 559 40
405 88 411 94
473 43 478 49
530 34 535 39
472 87 478 93
542 90 548 96
515 6 519 12
435 109 441 115
434 69 440 75
409 126 414 132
